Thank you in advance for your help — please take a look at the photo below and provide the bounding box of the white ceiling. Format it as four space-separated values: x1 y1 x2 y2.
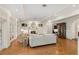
0 4 79 21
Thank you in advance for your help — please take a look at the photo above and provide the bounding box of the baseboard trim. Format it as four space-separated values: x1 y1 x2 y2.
30 43 56 48
66 38 77 40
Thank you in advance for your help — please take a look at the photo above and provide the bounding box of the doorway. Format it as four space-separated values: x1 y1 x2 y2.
57 23 66 39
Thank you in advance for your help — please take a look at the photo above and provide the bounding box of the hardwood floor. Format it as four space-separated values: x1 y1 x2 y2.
0 38 77 55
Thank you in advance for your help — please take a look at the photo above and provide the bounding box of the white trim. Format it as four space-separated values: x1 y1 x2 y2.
54 9 79 21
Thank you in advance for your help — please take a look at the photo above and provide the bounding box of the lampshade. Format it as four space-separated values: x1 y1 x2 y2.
54 29 58 32
21 29 28 34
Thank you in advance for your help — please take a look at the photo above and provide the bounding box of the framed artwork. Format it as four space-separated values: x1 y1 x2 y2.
21 23 27 27
38 24 43 27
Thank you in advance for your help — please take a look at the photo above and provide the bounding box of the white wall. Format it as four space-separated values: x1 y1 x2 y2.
17 20 53 35
0 17 11 49
0 7 12 50
2 17 10 48
53 14 79 39
76 19 79 54
66 16 79 39
77 23 79 55
66 19 76 39
10 17 18 41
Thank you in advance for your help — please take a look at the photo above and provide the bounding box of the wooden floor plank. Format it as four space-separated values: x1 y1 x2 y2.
0 38 77 55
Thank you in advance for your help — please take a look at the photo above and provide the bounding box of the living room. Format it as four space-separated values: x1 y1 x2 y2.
0 4 79 55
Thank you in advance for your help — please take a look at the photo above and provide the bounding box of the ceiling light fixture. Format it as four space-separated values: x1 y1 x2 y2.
42 4 47 7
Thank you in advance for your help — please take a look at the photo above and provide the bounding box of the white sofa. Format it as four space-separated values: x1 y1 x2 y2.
29 34 56 47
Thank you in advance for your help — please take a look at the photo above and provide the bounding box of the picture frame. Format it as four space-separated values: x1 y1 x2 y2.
38 24 43 27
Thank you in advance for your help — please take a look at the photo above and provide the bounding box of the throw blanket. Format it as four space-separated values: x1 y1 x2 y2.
17 33 29 47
